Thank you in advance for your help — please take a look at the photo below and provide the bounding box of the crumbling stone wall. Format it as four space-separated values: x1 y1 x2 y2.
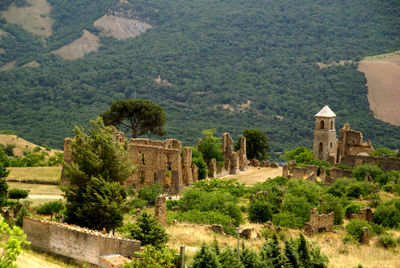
23 217 141 266
349 208 374 222
238 136 248 171
222 133 233 171
182 147 193 185
209 159 217 178
222 132 247 175
340 155 400 172
337 123 374 163
304 208 334 236
60 138 73 184
328 168 353 181
230 152 240 174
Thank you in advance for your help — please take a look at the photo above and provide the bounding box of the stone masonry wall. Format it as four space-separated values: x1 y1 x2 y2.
340 155 400 172
304 208 334 236
23 217 141 266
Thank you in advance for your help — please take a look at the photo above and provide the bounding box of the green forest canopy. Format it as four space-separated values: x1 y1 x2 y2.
0 0 399 152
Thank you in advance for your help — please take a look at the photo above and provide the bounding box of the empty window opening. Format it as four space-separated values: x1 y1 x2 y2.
142 153 145 165
320 120 325 129
319 143 323 152
330 121 333 130
330 142 333 148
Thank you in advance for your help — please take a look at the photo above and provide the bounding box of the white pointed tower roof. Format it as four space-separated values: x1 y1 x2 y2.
315 105 336 117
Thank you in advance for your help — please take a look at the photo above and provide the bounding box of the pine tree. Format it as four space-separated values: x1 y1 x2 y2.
240 243 263 268
297 233 311 268
192 242 221 268
218 247 244 268
283 240 300 268
129 212 169 247
260 234 284 268
211 237 221 256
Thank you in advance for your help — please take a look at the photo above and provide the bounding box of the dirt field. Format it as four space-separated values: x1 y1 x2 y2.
358 51 400 126
1 0 53 37
221 166 283 185
94 15 152 40
8 166 61 181
51 30 99 60
0 134 62 158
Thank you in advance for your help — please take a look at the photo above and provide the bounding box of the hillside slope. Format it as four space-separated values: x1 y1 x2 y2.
0 134 62 157
0 0 400 151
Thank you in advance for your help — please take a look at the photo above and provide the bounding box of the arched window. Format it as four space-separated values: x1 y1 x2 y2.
330 121 333 130
320 120 325 129
319 143 323 152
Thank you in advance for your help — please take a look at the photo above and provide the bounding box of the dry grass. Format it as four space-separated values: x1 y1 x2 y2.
8 166 61 181
17 248 84 268
51 30 99 60
7 182 62 196
221 166 282 186
358 52 400 126
0 134 62 158
1 0 53 37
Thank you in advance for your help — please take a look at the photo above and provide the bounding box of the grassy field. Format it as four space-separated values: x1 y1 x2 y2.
8 166 62 181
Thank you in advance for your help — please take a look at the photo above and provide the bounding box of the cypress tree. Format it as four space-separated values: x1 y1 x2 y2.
218 247 244 268
297 233 311 268
192 242 221 268
260 234 284 268
240 243 262 268
284 240 300 268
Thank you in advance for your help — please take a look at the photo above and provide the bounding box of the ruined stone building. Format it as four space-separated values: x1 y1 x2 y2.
61 131 198 194
313 105 374 165
221 133 248 175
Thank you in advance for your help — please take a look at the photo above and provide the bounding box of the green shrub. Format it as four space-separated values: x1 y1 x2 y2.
138 183 164 205
128 212 169 247
166 200 180 210
377 233 397 249
248 200 273 223
281 194 313 226
326 178 353 197
345 203 363 218
318 194 345 224
374 199 400 228
376 170 400 186
352 164 383 181
345 219 371 242
272 212 304 228
37 201 65 220
192 148 208 180
346 181 377 199
130 198 148 209
15 206 29 227
192 178 246 197
7 188 28 200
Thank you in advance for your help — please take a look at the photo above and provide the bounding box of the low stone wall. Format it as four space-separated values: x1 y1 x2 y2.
23 217 140 266
304 208 334 236
328 168 353 180
341 155 400 172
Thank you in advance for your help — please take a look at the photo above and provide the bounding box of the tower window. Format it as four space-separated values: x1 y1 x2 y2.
320 120 325 129
331 121 333 130
330 142 332 148
319 143 323 152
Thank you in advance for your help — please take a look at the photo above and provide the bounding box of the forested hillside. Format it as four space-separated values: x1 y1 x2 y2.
0 0 400 152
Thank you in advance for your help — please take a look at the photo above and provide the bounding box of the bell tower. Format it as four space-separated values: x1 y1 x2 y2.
313 105 337 163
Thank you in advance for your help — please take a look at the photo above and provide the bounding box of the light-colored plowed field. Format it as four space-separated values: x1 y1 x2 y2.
51 30 99 60
358 52 400 126
221 166 283 185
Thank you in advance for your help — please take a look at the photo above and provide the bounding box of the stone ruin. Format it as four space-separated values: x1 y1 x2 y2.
155 195 167 226
304 208 334 236
61 131 198 194
209 132 248 177
348 208 374 222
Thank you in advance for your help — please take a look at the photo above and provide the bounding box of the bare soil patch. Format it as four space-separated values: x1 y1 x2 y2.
221 166 282 186
0 60 16 71
0 134 62 158
358 52 400 126
1 0 53 37
94 15 152 40
0 29 7 39
51 30 99 60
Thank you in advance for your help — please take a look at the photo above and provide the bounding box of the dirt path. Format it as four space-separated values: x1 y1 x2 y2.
221 166 282 185
358 53 400 126
17 252 62 268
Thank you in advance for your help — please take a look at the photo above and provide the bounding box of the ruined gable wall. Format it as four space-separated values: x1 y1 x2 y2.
23 218 140 266
304 208 334 235
338 124 374 161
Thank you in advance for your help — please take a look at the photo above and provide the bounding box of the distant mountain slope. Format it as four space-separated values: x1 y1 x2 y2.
0 0 399 151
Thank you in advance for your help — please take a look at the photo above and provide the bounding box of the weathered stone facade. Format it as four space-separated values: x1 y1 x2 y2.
337 123 374 163
349 208 374 222
62 134 198 194
23 217 140 266
209 159 217 178
304 208 334 236
340 154 400 172
221 132 248 175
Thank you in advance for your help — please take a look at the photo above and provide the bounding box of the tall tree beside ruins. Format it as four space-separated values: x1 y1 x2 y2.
235 129 270 160
62 117 136 232
197 129 224 166
101 99 166 139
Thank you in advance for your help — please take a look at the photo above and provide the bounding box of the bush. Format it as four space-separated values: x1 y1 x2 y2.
376 170 400 186
193 178 246 197
345 203 363 218
326 178 353 197
166 200 180 210
318 194 345 224
280 194 313 226
345 219 371 242
377 233 397 249
130 198 148 209
126 245 177 268
352 164 383 181
272 212 304 228
374 199 400 228
248 200 273 223
37 201 65 219
15 206 29 227
138 183 164 205
192 148 208 180
7 188 28 200
346 181 377 199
